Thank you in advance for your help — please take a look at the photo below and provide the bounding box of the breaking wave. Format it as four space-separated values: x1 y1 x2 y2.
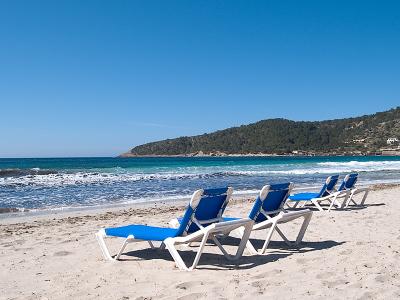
1 158 400 213
1 160 400 187
316 160 400 172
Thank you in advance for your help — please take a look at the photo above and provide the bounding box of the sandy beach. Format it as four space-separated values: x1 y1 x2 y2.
1 184 399 300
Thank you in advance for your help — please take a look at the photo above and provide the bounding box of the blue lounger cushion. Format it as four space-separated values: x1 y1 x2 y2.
288 192 320 201
289 175 339 202
105 225 179 241
222 217 240 222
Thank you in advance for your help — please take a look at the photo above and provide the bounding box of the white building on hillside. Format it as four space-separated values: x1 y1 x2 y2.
387 137 399 145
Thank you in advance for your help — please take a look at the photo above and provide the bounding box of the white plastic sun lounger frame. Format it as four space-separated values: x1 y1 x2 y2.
325 174 369 209
342 186 369 208
96 189 254 271
290 192 343 212
164 218 253 271
286 179 343 212
336 176 369 209
235 185 313 254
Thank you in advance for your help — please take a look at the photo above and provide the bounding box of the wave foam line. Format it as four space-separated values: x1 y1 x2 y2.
1 160 400 187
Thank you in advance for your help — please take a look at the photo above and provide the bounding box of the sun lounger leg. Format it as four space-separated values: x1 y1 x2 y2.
164 232 210 271
96 230 114 261
345 190 357 207
358 188 369 206
274 225 291 243
231 227 261 255
299 201 307 208
285 201 296 209
311 199 324 211
339 190 350 209
294 211 312 245
246 241 258 255
235 221 253 258
259 220 278 254
272 211 312 247
327 198 336 212
115 236 134 260
212 221 253 260
164 238 190 271
344 188 369 207
327 194 342 212
190 233 209 270
233 226 271 255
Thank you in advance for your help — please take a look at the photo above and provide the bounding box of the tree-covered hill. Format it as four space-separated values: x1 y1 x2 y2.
123 107 400 156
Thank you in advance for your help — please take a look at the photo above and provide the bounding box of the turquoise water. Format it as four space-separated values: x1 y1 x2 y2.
1 156 399 212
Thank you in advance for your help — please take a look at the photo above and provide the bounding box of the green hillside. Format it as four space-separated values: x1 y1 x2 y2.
124 107 400 156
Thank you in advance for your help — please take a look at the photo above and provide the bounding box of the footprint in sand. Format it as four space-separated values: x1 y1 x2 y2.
54 251 73 256
375 274 390 283
316 271 335 280
296 258 309 265
3 240 26 247
251 271 273 280
177 293 206 300
357 291 376 300
15 247 33 252
250 279 271 288
348 282 362 289
322 279 349 288
59 239 74 244
249 280 269 295
339 249 353 255
175 281 204 290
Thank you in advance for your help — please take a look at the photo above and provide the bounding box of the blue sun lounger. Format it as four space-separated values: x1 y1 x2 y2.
223 183 312 254
286 175 340 211
96 187 253 271
336 173 369 208
171 183 313 255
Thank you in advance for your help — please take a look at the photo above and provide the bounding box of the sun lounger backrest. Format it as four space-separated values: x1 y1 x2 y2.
175 189 203 236
248 183 292 223
346 173 358 188
318 175 339 197
338 173 358 191
179 187 232 234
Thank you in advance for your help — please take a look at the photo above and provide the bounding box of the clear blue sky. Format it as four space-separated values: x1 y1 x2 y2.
0 1 399 157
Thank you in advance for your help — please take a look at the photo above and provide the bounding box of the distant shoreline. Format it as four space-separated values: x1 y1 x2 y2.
118 151 400 158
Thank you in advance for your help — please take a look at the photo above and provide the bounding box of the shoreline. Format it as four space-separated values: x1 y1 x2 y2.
1 182 397 225
118 152 400 158
0 188 269 223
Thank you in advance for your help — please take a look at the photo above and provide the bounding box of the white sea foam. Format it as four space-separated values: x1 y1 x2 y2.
1 160 400 187
316 160 400 172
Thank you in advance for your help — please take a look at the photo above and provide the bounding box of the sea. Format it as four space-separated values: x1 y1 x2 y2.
1 156 400 215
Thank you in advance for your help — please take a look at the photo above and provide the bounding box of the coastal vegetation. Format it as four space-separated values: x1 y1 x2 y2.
124 107 400 156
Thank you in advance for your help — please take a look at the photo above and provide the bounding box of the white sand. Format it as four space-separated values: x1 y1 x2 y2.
1 185 399 299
